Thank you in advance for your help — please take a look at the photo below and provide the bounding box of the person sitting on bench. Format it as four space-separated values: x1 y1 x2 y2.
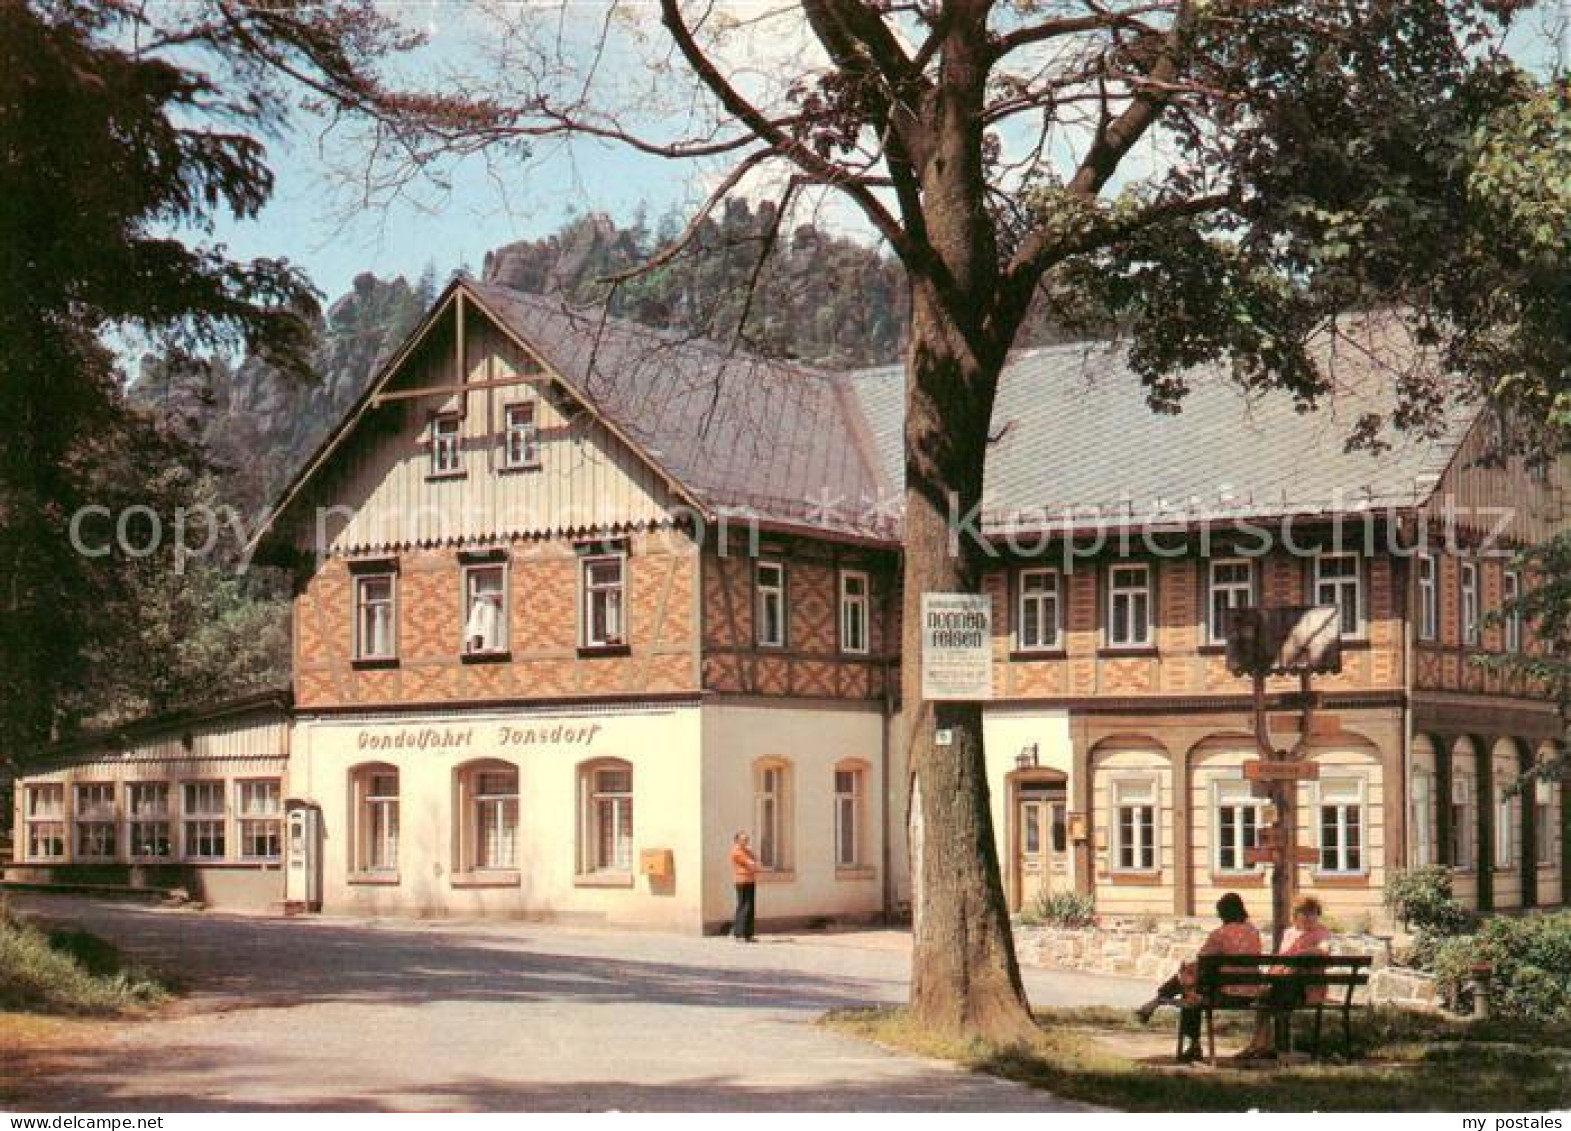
1134 892 1261 1062
1235 895 1333 1060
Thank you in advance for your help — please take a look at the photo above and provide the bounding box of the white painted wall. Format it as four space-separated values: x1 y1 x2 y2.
290 703 704 930
699 701 886 931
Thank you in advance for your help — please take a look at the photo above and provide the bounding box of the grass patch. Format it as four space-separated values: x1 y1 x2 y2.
822 1005 1571 1112
0 911 167 1015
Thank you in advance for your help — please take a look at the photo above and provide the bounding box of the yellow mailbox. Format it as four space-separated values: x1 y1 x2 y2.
639 848 673 879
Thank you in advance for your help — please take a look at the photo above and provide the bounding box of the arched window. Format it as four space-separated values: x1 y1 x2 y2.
752 758 793 871
834 760 870 871
350 763 400 876
578 759 633 876
455 760 518 873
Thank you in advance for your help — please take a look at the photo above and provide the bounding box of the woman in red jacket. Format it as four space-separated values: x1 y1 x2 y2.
1135 892 1262 1063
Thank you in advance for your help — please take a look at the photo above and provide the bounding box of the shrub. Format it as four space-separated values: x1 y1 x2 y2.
1384 866 1474 936
0 913 166 1015
1033 890 1096 929
1425 913 1571 1023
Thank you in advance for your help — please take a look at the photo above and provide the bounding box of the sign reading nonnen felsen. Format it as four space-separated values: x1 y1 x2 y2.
921 593 993 702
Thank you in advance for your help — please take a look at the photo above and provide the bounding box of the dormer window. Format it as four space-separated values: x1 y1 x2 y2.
430 414 462 477
502 402 539 470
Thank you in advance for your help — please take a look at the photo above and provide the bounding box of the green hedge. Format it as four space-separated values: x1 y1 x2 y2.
1428 913 1571 1023
0 908 166 1015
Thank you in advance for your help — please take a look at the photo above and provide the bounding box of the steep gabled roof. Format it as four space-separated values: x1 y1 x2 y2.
254 278 897 558
465 282 896 540
849 327 1475 534
260 277 1483 559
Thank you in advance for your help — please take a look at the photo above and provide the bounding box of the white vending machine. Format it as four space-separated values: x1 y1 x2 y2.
284 799 322 913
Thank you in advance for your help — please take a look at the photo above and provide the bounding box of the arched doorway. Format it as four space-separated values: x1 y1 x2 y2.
1008 767 1069 911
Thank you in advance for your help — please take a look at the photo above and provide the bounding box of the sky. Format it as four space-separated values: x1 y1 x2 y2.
213 129 686 300
203 2 1568 306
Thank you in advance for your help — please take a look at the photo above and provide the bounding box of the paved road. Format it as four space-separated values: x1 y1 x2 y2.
5 895 1146 1112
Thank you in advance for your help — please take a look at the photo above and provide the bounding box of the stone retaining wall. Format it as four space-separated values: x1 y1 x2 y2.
1014 918 1439 1009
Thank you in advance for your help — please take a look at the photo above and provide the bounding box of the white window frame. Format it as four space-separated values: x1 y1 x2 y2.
466 764 519 872
580 552 626 649
1496 785 1517 871
1316 777 1366 875
1461 561 1480 647
1106 563 1153 648
1110 777 1158 873
24 783 65 862
1535 779 1555 867
1409 769 1435 868
354 767 400 875
1314 552 1364 640
181 780 227 862
429 413 462 477
753 760 792 871
1451 774 1476 872
501 401 540 470
1207 558 1254 645
755 561 787 649
839 570 870 656
236 779 282 862
127 782 172 860
1212 778 1264 874
353 572 397 661
462 561 509 655
1504 570 1523 654
1418 554 1438 642
1017 568 1061 652
834 765 866 870
580 761 634 876
73 782 117 861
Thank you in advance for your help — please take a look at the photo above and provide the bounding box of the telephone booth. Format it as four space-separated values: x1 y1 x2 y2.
284 799 322 913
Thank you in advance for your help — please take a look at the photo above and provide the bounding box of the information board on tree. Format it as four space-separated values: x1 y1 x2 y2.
920 593 993 701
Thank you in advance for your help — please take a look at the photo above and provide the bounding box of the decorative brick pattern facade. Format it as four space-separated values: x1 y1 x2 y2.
700 543 893 702
294 530 700 709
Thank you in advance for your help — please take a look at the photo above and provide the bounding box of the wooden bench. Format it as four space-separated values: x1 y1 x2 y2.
1182 953 1374 1065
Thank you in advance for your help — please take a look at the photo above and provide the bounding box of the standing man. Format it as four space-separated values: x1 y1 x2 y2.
730 830 758 943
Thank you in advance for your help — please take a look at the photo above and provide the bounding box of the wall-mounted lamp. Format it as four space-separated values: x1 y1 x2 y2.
1015 743 1039 770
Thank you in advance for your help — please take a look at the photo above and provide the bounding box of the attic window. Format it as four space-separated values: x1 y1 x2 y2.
502 402 540 470
430 415 463 478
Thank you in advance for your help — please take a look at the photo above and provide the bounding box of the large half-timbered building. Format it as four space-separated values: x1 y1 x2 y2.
10 277 1568 932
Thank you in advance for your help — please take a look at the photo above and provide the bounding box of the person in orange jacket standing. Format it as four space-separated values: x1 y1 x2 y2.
729 830 759 942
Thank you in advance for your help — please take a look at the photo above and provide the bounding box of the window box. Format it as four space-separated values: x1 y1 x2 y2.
1108 871 1162 885
460 649 512 665
348 872 401 886
451 871 522 889
573 872 635 888
1009 648 1067 662
835 867 877 882
576 643 632 658
351 656 400 670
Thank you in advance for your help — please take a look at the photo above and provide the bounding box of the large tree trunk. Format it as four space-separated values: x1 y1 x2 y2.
901 281 1037 1044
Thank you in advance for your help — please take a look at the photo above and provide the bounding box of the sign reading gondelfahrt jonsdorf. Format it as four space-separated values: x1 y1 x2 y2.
920 593 993 701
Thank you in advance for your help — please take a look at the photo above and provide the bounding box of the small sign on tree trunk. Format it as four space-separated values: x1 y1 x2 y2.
920 593 993 701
